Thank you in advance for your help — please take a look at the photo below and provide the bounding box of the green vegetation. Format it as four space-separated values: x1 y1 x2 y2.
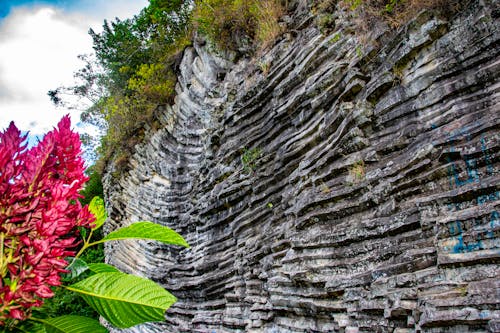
50 0 193 175
241 147 262 173
317 13 336 33
79 167 104 206
51 0 286 177
316 0 466 33
193 0 284 52
49 0 465 181
348 160 366 183
90 0 192 174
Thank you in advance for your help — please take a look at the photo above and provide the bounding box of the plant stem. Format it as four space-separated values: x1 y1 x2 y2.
0 233 4 275
74 227 97 259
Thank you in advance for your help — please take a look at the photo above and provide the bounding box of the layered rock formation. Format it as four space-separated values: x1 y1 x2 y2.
103 0 500 332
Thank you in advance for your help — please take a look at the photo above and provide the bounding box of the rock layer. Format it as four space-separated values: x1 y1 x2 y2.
104 1 500 332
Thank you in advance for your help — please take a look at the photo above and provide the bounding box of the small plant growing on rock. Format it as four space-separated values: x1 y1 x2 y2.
348 160 366 184
241 147 262 173
258 60 271 75
320 182 331 194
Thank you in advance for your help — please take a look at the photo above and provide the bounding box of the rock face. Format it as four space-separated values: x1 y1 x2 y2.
103 1 500 332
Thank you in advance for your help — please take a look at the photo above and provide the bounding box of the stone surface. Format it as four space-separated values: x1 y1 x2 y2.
103 1 500 332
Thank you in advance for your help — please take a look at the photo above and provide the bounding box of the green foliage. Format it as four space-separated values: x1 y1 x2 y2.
193 0 284 52
314 0 465 37
87 263 121 274
345 0 362 10
88 197 107 230
79 238 105 263
79 168 104 206
127 63 176 104
356 45 363 58
52 0 285 175
64 258 89 281
338 0 465 29
384 0 400 13
241 147 262 173
95 93 157 174
35 198 189 332
89 18 146 89
5 320 45 333
348 160 365 183
66 272 177 329
35 315 107 333
100 221 190 248
317 13 336 33
50 1 193 176
193 0 251 51
36 287 99 321
250 0 285 49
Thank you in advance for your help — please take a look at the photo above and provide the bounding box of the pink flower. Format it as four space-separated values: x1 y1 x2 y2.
0 116 95 323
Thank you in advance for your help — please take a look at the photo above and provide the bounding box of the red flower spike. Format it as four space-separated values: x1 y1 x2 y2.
0 116 94 324
8 308 25 320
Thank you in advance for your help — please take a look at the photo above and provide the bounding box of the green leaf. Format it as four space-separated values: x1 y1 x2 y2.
37 315 107 333
78 226 87 239
88 196 107 230
63 257 89 281
101 221 189 248
14 320 46 333
87 263 121 274
66 272 177 328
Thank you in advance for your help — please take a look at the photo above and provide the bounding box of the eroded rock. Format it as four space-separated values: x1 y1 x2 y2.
104 1 500 332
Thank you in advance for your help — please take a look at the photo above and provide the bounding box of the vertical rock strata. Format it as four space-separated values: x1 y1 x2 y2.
104 1 500 332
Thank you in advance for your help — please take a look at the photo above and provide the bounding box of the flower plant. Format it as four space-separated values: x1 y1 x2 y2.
0 116 188 332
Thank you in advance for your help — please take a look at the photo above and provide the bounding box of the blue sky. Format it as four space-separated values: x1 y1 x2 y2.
0 0 147 157
1 1 74 18
0 0 139 19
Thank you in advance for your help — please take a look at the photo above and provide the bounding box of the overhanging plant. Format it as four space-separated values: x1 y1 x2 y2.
0 116 188 332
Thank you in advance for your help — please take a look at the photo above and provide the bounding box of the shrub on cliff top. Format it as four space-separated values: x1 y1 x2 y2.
193 0 285 52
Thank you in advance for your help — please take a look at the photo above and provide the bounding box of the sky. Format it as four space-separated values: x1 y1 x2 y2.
0 0 148 148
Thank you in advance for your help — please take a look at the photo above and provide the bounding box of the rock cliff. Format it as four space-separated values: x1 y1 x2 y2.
103 0 500 332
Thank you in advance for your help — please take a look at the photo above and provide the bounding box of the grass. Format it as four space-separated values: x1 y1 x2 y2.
252 0 285 50
315 0 467 38
348 160 366 183
340 0 467 29
193 0 285 53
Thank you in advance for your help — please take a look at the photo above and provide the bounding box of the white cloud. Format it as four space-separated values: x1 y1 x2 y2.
0 0 148 139
0 6 93 135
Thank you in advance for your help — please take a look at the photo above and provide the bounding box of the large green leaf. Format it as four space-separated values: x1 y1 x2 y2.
66 272 177 328
38 315 107 333
87 263 121 274
88 196 107 230
100 221 189 248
